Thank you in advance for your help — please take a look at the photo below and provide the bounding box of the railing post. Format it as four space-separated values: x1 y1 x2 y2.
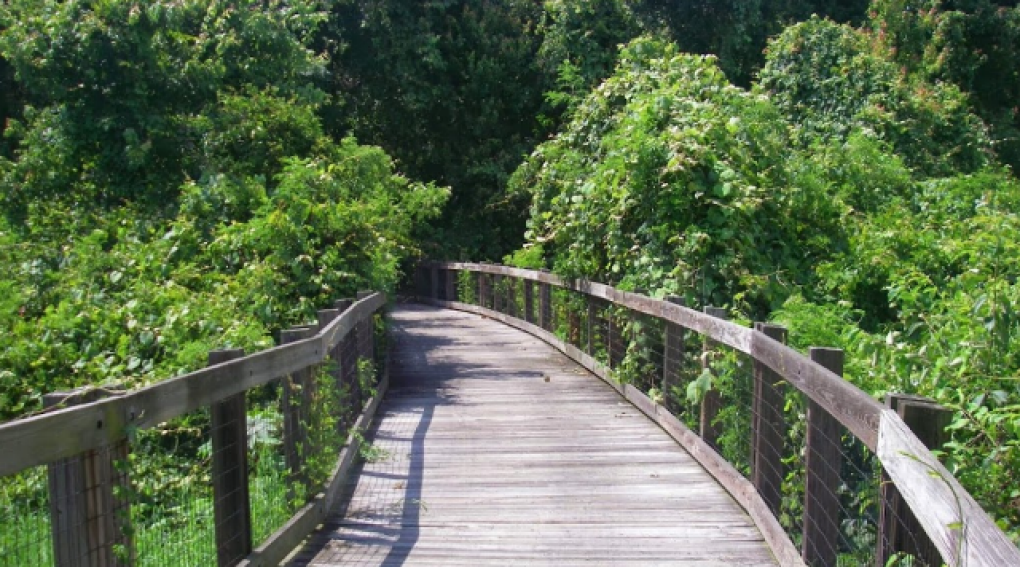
209 348 252 567
700 307 727 449
662 296 685 412
505 275 517 318
45 388 133 567
586 295 597 356
539 272 552 331
802 347 844 567
876 394 951 567
524 279 535 324
493 273 503 313
752 323 788 518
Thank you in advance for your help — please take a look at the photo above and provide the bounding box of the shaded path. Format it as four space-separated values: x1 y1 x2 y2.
286 304 778 566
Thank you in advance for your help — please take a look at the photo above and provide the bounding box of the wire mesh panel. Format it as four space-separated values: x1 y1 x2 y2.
0 467 52 566
131 408 217 567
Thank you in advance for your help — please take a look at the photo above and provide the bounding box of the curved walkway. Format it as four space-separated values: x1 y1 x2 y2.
287 304 778 566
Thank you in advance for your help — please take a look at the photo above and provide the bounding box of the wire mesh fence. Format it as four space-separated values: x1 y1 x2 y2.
0 293 386 567
423 263 983 567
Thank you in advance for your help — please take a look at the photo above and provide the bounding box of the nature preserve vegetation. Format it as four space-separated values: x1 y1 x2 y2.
2 0 1020 552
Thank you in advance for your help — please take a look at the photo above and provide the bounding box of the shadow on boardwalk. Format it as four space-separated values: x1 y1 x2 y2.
286 304 777 566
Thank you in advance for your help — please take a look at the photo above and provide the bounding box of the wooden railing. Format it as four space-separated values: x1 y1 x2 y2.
0 292 388 567
418 262 1020 567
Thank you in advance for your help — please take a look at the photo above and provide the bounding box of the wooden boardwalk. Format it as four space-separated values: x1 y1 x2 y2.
286 304 778 566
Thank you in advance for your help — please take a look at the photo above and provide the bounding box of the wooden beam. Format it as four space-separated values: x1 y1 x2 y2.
802 347 843 567
209 348 252 567
752 323 787 520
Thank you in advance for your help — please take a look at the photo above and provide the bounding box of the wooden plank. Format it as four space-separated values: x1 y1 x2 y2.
431 264 882 449
44 389 133 567
287 306 783 567
878 409 1020 567
752 323 787 519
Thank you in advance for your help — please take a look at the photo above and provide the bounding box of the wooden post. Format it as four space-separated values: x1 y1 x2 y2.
662 296 685 412
802 347 844 567
876 394 951 567
209 348 252 567
479 272 489 309
568 299 581 346
752 323 788 518
524 280 535 324
493 274 503 313
45 388 133 567
586 296 596 356
445 268 456 302
539 279 552 331
700 307 728 449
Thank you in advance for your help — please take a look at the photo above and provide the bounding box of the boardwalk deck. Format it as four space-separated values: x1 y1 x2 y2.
285 304 779 566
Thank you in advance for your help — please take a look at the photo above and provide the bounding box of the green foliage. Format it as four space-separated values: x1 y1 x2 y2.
758 17 991 177
512 38 844 315
0 0 326 219
330 0 548 258
0 0 448 421
871 0 1020 170
515 30 1020 539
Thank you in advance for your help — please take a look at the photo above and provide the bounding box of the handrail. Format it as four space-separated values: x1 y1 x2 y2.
0 292 388 567
420 261 1020 567
0 293 385 478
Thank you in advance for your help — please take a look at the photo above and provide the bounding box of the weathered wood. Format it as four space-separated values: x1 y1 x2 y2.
44 388 133 567
876 395 952 567
424 264 1020 567
288 306 781 567
586 296 597 356
878 409 1020 567
539 280 552 331
210 348 253 567
662 296 685 412
802 347 844 567
436 264 884 447
700 307 728 450
752 323 787 519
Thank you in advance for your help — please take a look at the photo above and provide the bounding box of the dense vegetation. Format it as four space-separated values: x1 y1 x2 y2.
509 16 1020 539
2 0 1020 549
